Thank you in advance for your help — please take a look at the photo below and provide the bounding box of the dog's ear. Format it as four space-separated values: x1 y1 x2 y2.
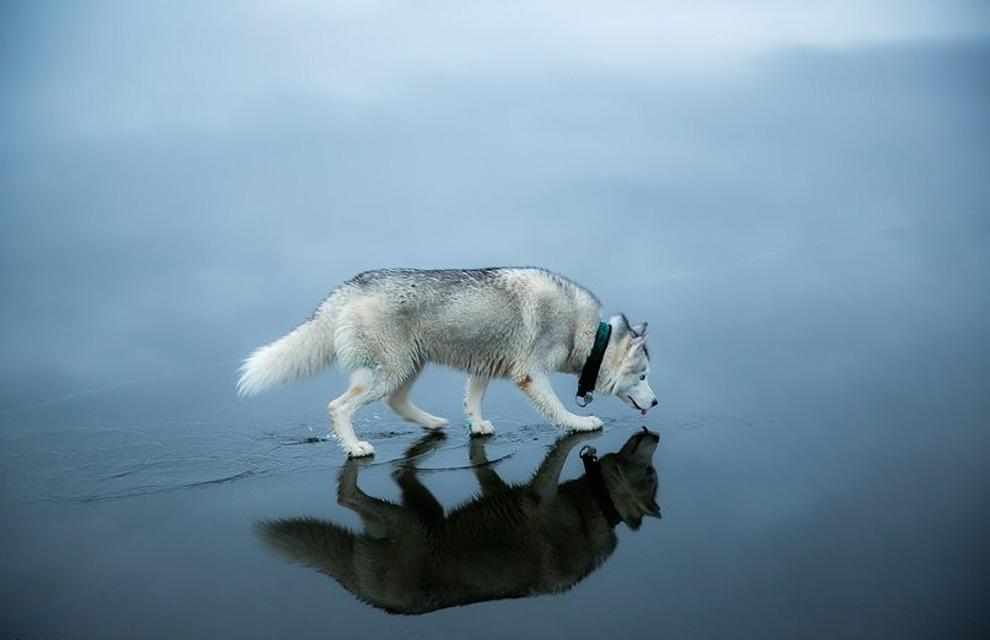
610 314 632 337
631 322 648 337
645 499 661 519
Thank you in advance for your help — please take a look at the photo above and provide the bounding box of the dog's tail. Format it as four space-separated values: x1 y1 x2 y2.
237 310 336 396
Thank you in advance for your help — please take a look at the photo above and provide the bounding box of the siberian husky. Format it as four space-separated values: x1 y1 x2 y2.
238 267 657 457
258 428 662 614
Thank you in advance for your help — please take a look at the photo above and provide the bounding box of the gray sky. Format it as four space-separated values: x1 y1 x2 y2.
1 1 988 407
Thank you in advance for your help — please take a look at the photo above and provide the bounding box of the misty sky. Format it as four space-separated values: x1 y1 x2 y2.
1 1 988 408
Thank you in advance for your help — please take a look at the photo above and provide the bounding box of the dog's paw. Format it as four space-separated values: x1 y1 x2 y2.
566 416 603 432
421 417 449 431
346 441 375 458
469 420 495 436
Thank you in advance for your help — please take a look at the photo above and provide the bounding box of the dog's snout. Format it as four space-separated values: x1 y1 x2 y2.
651 398 659 407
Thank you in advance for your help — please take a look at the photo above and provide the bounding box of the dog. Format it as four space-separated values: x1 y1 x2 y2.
238 267 658 457
257 428 662 614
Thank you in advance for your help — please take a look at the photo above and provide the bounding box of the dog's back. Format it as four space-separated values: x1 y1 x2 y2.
332 267 602 378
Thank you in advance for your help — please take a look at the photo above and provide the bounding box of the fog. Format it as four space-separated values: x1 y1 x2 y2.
2 0 986 405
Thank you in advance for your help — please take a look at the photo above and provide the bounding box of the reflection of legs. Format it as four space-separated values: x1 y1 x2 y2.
393 467 444 531
469 436 508 495
530 431 600 499
517 371 603 432
465 375 494 435
337 458 400 538
328 368 390 457
400 431 447 463
386 368 448 430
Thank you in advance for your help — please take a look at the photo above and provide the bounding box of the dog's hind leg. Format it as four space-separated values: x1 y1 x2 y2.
465 375 495 435
328 368 392 457
386 368 449 430
516 371 603 432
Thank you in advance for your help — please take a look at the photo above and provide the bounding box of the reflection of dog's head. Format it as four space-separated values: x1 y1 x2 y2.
599 428 662 530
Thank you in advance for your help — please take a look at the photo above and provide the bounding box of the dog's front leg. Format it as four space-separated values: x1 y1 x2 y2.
516 372 603 432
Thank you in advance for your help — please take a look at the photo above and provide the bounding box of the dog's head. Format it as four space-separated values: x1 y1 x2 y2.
603 314 658 415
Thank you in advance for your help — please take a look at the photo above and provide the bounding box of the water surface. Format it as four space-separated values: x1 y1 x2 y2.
2 353 987 638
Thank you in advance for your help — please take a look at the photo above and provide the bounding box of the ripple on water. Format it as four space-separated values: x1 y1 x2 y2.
2 412 552 504
2 404 711 505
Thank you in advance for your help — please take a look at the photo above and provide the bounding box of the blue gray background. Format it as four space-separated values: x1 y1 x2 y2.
2 2 989 638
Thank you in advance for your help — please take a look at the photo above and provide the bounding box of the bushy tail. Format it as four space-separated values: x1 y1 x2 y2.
237 314 335 396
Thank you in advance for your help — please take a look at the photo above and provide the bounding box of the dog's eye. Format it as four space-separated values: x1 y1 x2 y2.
639 374 646 381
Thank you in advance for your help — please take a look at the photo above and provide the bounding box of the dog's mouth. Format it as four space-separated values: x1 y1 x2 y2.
628 396 648 416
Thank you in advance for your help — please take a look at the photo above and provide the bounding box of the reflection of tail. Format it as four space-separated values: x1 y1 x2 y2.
237 313 335 396
256 518 356 585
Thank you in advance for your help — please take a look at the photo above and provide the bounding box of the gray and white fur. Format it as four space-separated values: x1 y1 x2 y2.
238 267 658 457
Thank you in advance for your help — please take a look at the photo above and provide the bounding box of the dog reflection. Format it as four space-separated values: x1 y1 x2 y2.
257 429 661 615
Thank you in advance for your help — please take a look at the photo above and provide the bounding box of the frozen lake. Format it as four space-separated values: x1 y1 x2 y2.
2 341 987 638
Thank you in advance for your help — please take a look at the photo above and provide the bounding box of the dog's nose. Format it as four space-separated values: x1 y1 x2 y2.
651 398 659 407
